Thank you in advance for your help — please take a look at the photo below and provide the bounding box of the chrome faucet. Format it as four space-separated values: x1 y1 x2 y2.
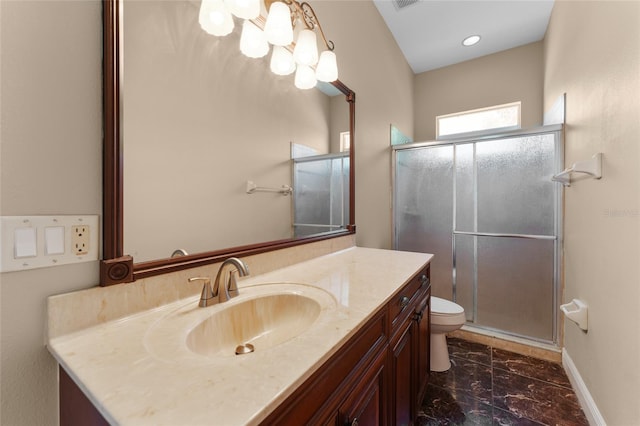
214 257 250 303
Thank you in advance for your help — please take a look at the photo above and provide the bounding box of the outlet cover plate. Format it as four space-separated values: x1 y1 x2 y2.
0 215 99 272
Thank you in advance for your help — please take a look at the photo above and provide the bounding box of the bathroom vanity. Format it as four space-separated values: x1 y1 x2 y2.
48 247 432 425
264 257 431 425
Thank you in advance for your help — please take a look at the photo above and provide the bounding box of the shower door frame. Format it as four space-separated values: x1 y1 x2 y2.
292 152 350 236
392 125 564 345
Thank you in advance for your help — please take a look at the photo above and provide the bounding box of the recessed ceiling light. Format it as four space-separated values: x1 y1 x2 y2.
462 35 481 47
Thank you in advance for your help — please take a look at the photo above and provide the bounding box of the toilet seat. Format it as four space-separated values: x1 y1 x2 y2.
431 297 464 315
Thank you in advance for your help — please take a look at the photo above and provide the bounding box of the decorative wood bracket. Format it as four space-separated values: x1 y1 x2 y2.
100 256 134 286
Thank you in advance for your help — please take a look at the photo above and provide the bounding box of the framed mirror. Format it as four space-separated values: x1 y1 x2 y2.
101 0 355 286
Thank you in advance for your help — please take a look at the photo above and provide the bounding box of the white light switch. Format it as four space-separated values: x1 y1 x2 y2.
45 226 65 255
14 228 37 258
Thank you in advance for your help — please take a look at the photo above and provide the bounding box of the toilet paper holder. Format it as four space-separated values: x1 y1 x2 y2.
560 299 588 331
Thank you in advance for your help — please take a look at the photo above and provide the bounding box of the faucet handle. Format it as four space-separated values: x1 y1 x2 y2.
188 277 217 307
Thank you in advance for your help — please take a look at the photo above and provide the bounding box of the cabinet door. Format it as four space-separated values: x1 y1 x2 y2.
391 321 414 426
415 293 430 406
339 349 387 426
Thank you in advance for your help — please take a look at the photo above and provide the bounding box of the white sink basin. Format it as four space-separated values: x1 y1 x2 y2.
143 282 336 363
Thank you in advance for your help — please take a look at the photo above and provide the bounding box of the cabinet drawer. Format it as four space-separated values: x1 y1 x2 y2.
389 266 430 332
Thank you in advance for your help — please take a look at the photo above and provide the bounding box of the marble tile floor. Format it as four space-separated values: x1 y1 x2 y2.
418 337 589 426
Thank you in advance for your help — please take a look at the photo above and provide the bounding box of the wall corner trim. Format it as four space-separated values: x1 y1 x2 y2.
562 348 607 426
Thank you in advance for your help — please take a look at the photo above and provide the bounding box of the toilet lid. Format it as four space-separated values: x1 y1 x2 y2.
431 296 464 315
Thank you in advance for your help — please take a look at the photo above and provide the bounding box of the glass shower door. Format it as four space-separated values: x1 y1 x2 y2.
394 128 562 343
394 145 454 299
455 134 559 341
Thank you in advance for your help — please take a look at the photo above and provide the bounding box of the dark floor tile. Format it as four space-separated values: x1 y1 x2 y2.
492 407 545 426
492 348 572 388
448 337 492 366
424 338 588 426
492 368 588 426
429 357 493 405
418 382 493 426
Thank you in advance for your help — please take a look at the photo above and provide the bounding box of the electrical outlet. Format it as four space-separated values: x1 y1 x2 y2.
71 225 90 255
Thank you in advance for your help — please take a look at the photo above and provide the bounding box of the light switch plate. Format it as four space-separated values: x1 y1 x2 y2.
0 215 99 272
45 226 65 255
14 228 37 258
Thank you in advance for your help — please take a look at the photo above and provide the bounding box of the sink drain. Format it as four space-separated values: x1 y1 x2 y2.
235 343 255 355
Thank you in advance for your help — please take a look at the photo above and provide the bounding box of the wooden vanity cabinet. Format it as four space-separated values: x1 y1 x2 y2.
415 293 431 407
391 317 414 426
335 348 388 426
60 367 109 426
267 265 432 426
265 308 389 425
389 267 431 426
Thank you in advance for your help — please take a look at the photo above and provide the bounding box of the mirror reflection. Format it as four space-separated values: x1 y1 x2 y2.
122 0 351 263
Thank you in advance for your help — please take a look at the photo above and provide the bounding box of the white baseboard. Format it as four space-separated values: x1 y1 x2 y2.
562 348 607 426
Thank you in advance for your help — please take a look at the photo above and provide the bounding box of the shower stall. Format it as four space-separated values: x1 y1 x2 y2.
393 125 563 344
292 152 350 238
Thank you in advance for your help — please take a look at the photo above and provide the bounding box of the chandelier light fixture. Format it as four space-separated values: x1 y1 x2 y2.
198 0 339 89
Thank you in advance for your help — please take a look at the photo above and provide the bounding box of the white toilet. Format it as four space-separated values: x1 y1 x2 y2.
430 296 466 372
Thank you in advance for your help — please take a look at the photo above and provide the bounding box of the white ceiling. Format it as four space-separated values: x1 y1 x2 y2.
373 0 555 74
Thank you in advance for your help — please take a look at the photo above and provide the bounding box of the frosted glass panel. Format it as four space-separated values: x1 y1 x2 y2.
293 156 349 237
476 135 556 235
341 158 350 226
455 143 475 232
395 146 453 297
437 102 520 137
476 236 554 340
454 233 475 322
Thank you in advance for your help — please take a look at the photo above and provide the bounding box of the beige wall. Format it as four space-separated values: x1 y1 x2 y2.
414 42 544 141
312 0 415 250
544 1 640 424
0 1 103 424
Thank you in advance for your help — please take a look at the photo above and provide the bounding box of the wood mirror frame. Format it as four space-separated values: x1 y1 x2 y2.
100 0 356 286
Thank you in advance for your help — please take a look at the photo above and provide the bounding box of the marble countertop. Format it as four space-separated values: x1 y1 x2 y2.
47 247 432 425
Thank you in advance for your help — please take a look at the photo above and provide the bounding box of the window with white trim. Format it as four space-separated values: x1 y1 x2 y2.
436 101 521 139
340 131 351 152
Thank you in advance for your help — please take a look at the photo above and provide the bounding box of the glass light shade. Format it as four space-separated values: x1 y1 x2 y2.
224 0 260 20
240 20 269 58
199 0 234 36
270 46 296 75
315 50 338 82
293 29 318 66
294 64 317 90
264 2 293 46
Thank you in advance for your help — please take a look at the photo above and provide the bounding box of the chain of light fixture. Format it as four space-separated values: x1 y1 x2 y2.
198 0 338 89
